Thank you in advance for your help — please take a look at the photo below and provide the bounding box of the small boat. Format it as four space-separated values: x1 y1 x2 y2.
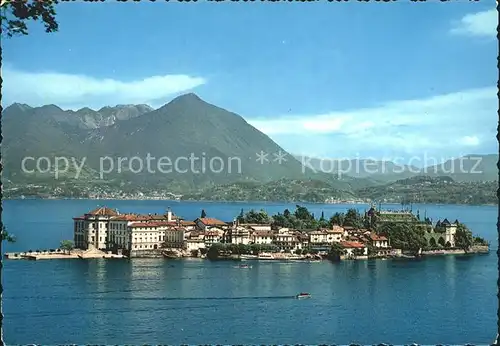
257 253 275 260
234 264 252 269
296 292 311 299
240 254 258 260
162 251 180 259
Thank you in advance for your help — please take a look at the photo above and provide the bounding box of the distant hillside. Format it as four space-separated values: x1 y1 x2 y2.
354 175 497 205
4 94 497 201
423 154 498 182
296 155 498 183
296 156 418 181
181 178 357 203
3 94 350 192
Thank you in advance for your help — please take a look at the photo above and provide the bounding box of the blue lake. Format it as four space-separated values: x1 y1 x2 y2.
2 199 498 344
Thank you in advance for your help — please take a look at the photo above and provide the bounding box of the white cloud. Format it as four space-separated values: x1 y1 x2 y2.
1 65 207 110
450 9 497 37
461 135 480 146
248 86 497 159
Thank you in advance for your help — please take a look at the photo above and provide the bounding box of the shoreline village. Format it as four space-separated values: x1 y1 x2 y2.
5 205 489 261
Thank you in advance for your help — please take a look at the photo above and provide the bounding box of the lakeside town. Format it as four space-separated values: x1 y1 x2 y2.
5 204 490 261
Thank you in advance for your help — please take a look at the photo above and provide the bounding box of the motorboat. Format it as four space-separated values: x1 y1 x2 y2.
234 264 252 269
162 251 180 259
240 254 258 260
296 292 311 299
257 253 275 260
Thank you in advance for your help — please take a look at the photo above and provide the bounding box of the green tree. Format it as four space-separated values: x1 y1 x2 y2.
272 213 288 228
378 222 426 256
59 240 74 255
1 0 58 38
236 243 250 255
455 223 474 253
367 244 377 257
327 243 345 262
240 209 271 224
201 209 207 218
328 212 345 227
207 243 226 260
473 236 488 246
237 208 244 222
1 226 15 243
343 208 364 229
292 205 318 229
250 244 261 255
319 211 325 221
317 211 329 228
295 205 314 221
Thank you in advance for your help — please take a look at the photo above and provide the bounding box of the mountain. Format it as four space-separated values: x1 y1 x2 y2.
297 156 419 181
4 102 153 130
354 175 497 205
181 178 357 203
423 154 498 182
2 94 354 192
297 155 498 183
4 94 495 198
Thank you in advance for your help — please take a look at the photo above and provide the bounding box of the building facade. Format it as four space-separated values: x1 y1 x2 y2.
73 207 119 250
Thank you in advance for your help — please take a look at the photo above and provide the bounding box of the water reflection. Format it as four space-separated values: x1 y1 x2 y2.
3 253 497 345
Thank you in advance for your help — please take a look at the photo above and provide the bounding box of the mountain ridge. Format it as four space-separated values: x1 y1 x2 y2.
3 93 348 192
296 154 498 183
3 94 497 198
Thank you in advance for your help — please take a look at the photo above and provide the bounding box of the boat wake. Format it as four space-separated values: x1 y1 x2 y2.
94 295 297 301
8 294 299 302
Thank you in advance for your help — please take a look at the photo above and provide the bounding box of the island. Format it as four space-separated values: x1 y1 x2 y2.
4 205 489 262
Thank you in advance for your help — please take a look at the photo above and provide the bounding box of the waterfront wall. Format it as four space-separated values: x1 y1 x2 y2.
421 245 489 256
128 249 164 258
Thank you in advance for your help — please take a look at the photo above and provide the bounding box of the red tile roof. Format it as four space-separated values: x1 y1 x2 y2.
340 241 366 249
180 221 196 226
188 231 203 238
329 226 344 234
111 213 188 223
86 206 118 216
205 230 222 236
240 223 271 227
310 230 328 235
254 231 274 237
129 222 174 228
197 218 227 226
370 233 388 241
112 214 150 221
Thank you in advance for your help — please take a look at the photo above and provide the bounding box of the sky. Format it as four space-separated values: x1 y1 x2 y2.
2 1 498 165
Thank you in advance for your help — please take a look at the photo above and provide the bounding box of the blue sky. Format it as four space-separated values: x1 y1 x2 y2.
2 2 497 164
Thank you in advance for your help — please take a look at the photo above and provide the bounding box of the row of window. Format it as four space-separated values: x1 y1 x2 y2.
75 221 105 229
110 223 127 230
133 244 158 249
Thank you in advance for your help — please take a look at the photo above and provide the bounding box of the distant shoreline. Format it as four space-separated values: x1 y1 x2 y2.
5 247 490 262
3 197 498 207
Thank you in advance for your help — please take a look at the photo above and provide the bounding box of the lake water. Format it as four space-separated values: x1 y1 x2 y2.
2 199 498 344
